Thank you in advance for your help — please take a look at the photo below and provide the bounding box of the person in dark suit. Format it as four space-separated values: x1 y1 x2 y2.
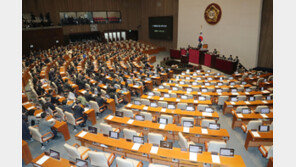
84 91 93 102
59 100 74 113
72 100 87 127
95 93 107 107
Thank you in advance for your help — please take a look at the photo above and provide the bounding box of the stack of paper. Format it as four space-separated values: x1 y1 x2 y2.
183 127 190 133
245 101 251 104
237 114 243 118
127 119 134 124
143 106 149 110
260 114 268 118
230 102 236 105
211 155 220 164
201 128 208 134
36 155 50 165
252 131 261 137
127 104 132 107
202 112 212 117
194 100 198 103
245 92 250 95
176 99 181 102
148 96 152 99
159 124 166 129
159 97 164 101
78 131 88 137
150 146 159 154
106 115 114 120
161 108 166 112
189 152 197 161
132 143 141 150
262 101 268 104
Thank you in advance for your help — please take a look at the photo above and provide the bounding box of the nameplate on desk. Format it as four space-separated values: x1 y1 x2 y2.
202 112 212 117
132 143 141 151
245 92 250 95
36 155 50 165
161 108 166 112
168 90 172 93
143 106 148 110
176 84 179 86
260 114 268 118
262 100 268 104
201 128 208 134
150 146 159 154
81 90 87 94
159 97 164 101
189 152 198 161
197 92 201 95
176 98 181 102
183 127 190 133
245 101 251 104
211 155 220 164
147 96 152 99
159 124 166 129
194 100 199 103
106 115 114 120
78 131 88 138
127 104 132 107
230 102 236 105
127 119 134 124
103 86 107 89
232 93 239 95
237 114 243 118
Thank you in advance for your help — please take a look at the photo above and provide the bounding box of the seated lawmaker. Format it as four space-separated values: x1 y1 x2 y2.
38 112 58 143
228 55 233 61
72 100 87 127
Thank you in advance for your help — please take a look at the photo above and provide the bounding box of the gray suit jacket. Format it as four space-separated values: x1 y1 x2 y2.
38 119 55 135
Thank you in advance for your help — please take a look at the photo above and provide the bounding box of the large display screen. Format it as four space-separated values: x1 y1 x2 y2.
149 16 173 40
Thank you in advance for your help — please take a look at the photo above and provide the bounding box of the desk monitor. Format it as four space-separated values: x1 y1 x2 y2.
201 88 208 92
220 148 234 157
266 96 272 100
218 82 223 86
183 121 194 127
249 96 255 101
260 108 270 114
208 78 213 81
133 136 144 144
146 78 151 81
187 88 193 92
199 96 206 101
135 115 145 121
207 70 211 73
205 107 214 113
245 88 251 92
186 77 191 80
167 104 175 109
134 100 141 105
88 126 97 134
164 93 170 98
181 95 188 99
49 149 60 160
115 111 124 117
205 73 209 76
160 141 173 149
186 106 195 111
148 92 154 96
150 102 158 108
158 118 168 125
204 82 210 86
209 123 220 130
217 73 221 76
109 131 119 139
230 82 235 86
249 74 254 78
189 145 203 153
216 89 222 93
219 77 223 81
259 125 270 132
105 94 110 99
231 89 237 93
242 108 251 114
261 87 264 91
76 158 88 167
172 87 178 91
192 82 198 86
180 81 185 85
229 76 234 80
242 81 247 85
196 77 201 80
231 97 238 102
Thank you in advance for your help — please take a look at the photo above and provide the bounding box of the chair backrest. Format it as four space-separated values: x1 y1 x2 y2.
123 128 138 140
114 84 121 89
56 107 65 121
207 141 227 153
178 132 189 149
99 123 113 135
222 88 229 92
64 143 80 160
201 119 216 128
140 111 152 121
64 111 76 125
237 87 244 92
160 114 173 124
218 96 229 105
181 117 194 126
257 78 264 85
88 151 108 167
89 100 100 113
153 91 161 96
197 104 209 111
236 106 249 112
247 120 263 130
127 79 133 84
29 126 42 142
148 133 164 145
267 146 273 159
268 75 273 81
254 94 263 100
141 99 150 106
148 164 170 167
170 93 177 98
122 109 134 118
177 103 187 110
101 90 107 95
158 101 168 108
116 157 134 167
255 105 269 113
205 95 211 100
85 83 91 90
237 95 247 101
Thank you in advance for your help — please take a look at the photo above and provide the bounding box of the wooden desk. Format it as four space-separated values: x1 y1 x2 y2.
267 157 273 167
105 115 229 143
170 78 238 84
223 100 273 115
107 99 116 113
128 84 144 95
84 109 97 125
231 111 273 129
31 153 76 167
22 140 33 165
244 130 273 150
141 95 212 106
53 120 71 141
163 83 253 89
75 131 245 167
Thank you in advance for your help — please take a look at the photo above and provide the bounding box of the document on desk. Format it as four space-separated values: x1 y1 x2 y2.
127 119 134 124
183 127 190 133
22 102 30 105
245 101 251 104
245 92 250 95
176 98 181 102
143 106 149 110
217 93 222 95
202 112 212 117
48 118 55 122
211 155 220 164
161 108 166 112
230 102 236 105
237 114 243 118
127 103 132 107
106 115 114 120
147 96 152 99
252 131 261 137
194 100 198 103
262 100 268 104
103 85 107 89
168 90 172 93
189 152 197 161
27 106 35 110
232 93 239 95
78 131 88 138
201 128 208 134
159 97 164 101
159 124 166 129
131 143 141 151
262 90 270 94
197 92 201 95
150 146 159 154
84 108 89 112
81 90 87 94
260 114 268 118
36 155 50 165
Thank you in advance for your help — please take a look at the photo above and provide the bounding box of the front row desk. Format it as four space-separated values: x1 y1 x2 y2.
75 131 246 167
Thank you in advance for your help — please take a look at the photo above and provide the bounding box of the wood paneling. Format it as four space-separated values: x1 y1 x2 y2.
257 0 273 68
139 0 178 50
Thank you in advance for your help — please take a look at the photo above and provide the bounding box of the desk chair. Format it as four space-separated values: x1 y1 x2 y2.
241 74 248 81
64 143 90 161
254 94 263 101
205 95 211 100
259 145 273 159
250 86 257 91
197 104 209 112
85 83 91 90
163 85 170 89
123 128 143 141
192 87 199 92
201 119 216 128
255 105 269 113
158 101 168 108
122 109 134 118
159 114 174 124
29 126 54 149
148 164 170 167
232 106 249 115
88 150 115 167
114 84 121 89
90 100 106 117
241 120 263 133
55 107 65 121
101 90 107 95
217 96 229 109
64 111 84 131
40 97 46 105
170 93 177 98
180 117 195 126
147 133 167 146
115 95 123 105
238 95 247 101
255 78 265 86
153 91 161 96
140 112 155 122
178 132 196 151
116 156 143 167
268 75 273 81
177 103 187 110
99 122 120 135
205 141 227 153
141 99 150 106
127 79 133 85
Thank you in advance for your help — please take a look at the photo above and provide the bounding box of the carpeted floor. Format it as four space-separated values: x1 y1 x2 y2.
23 51 269 167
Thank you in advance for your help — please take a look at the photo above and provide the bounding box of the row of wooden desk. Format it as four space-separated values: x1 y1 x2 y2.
223 100 273 115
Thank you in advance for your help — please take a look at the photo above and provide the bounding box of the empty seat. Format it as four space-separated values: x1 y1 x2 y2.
64 143 90 160
158 101 168 108
238 95 247 101
122 109 134 118
197 104 209 111
148 133 166 146
88 151 115 167
205 141 227 153
141 99 150 106
159 114 173 124
259 145 273 159
98 122 120 135
116 157 143 167
180 117 195 126
241 120 263 133
177 103 187 110
178 132 195 150
254 94 263 100
140 112 153 121
201 119 216 128
123 128 142 141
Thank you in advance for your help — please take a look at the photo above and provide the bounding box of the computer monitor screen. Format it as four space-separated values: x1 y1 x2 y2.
219 77 223 81
199 96 206 101
208 78 213 81
164 93 170 98
181 95 188 99
159 85 164 89
180 81 185 85
148 92 154 96
189 145 203 153
133 136 144 144
242 108 251 114
76 158 88 167
249 96 255 101
230 82 235 86
217 73 221 76
218 82 223 86
205 107 214 113
187 88 193 92
229 77 234 80
261 87 264 91
172 87 178 91
205 82 210 86
220 148 234 157
167 104 175 109
216 89 222 93
231 89 237 93
134 100 141 105
135 115 145 121
186 77 190 80
245 88 251 92
150 102 158 107
183 121 194 127
266 96 272 100
109 131 119 139
261 108 270 114
88 126 97 134
259 125 270 132
209 123 220 130
49 149 60 160
231 97 238 102
207 70 211 73
242 81 247 85
158 118 168 124
186 106 195 111
201 89 208 92
160 141 173 149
